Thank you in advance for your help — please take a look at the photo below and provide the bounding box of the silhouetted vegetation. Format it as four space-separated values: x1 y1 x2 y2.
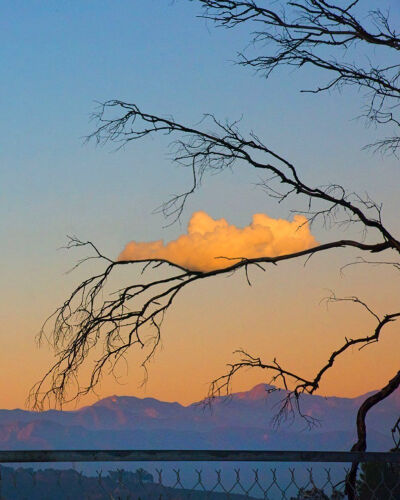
357 461 400 499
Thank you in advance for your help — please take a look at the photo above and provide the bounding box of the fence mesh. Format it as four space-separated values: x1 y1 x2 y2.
0 462 399 499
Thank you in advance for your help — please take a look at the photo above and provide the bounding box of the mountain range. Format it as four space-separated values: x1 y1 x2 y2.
1 384 398 451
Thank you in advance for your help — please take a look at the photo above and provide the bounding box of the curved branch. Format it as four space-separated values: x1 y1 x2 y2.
340 257 400 274
345 370 400 499
32 232 397 409
88 101 400 250
198 0 400 153
392 416 400 452
207 301 400 428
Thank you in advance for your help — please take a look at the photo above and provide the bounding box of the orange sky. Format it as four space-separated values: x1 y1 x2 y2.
2 211 399 410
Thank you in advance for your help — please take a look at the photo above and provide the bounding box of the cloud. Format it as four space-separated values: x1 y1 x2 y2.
118 211 318 272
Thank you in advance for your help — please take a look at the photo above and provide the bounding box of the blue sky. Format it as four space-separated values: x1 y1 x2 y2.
2 0 398 257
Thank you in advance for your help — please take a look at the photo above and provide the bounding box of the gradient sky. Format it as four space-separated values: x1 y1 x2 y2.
1 0 399 410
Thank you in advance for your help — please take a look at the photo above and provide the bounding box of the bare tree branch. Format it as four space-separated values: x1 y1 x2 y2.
31 234 394 409
392 416 400 452
345 369 400 499
206 297 400 427
33 100 399 415
87 101 400 250
198 0 400 153
340 256 400 274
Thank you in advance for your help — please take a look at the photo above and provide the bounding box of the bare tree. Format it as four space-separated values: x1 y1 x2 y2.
32 2 400 498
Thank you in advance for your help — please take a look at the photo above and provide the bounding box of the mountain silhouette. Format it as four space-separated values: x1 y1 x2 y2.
0 384 397 451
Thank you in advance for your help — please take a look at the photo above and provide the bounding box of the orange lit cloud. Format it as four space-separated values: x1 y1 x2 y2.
118 211 318 272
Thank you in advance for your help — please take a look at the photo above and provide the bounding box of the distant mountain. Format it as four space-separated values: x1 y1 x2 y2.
0 384 398 451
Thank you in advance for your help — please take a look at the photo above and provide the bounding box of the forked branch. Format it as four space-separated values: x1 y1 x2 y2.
32 96 400 411
31 228 397 410
207 303 400 427
198 0 400 153
88 101 399 250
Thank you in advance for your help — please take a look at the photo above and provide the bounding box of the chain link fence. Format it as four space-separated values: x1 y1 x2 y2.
0 450 398 499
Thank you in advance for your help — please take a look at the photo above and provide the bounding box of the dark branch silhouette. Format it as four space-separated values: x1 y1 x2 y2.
345 369 400 499
392 416 400 452
207 296 400 424
199 0 400 154
31 233 395 408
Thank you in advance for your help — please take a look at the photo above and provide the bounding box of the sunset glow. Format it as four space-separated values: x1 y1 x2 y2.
1 0 399 415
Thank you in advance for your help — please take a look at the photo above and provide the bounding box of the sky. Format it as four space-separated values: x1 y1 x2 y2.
1 0 399 410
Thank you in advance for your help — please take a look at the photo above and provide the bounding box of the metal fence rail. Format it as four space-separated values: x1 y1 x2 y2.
0 450 398 463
